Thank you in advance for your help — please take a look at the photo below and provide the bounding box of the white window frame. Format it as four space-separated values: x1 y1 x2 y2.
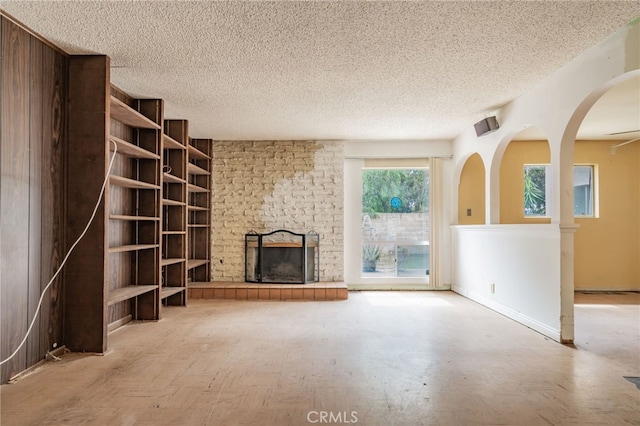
573 164 598 218
522 164 597 219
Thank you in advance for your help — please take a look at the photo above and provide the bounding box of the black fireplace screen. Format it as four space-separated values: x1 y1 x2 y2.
245 230 319 284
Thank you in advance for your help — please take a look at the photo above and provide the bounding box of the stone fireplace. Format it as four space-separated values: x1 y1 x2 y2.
211 141 344 282
245 230 319 284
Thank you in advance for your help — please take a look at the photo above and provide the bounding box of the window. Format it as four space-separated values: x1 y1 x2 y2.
523 165 550 217
573 165 594 216
523 165 595 218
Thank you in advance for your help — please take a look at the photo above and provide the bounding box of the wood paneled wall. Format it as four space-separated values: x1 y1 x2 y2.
0 15 67 383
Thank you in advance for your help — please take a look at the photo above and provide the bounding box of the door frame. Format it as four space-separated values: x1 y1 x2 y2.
344 157 442 290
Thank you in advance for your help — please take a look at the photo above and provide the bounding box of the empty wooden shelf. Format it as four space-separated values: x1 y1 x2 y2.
110 135 160 160
110 96 161 130
108 285 157 306
162 258 186 267
111 175 160 190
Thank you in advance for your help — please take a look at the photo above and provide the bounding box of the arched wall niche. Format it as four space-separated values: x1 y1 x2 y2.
457 153 485 224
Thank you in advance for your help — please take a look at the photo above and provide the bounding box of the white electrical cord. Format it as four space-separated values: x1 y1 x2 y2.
0 140 117 366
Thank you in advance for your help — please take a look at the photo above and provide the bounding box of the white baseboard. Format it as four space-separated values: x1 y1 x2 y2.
347 284 450 291
452 285 561 342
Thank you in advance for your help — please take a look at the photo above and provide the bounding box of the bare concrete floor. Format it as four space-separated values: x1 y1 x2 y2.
1 291 638 425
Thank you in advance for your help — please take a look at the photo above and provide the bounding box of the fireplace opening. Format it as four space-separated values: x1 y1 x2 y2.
245 230 319 284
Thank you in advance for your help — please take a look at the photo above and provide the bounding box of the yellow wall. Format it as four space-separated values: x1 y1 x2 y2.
574 140 640 290
458 153 485 224
499 140 551 224
498 139 640 289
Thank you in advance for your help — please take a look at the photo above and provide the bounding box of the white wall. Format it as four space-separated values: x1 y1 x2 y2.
344 139 452 159
450 21 639 342
452 225 561 340
343 140 452 289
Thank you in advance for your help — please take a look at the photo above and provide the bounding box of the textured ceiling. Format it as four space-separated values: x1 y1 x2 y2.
2 1 639 140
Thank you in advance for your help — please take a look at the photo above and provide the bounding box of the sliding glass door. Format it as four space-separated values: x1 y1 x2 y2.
361 168 430 279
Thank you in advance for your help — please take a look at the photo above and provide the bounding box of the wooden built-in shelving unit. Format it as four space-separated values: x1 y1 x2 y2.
162 120 189 306
64 55 211 354
65 55 163 351
107 86 163 327
187 139 212 283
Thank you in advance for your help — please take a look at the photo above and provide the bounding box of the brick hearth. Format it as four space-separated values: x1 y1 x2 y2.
188 281 348 301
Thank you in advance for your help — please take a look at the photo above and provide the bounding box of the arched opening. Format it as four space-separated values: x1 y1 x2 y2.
457 153 485 224
567 73 640 365
498 127 551 224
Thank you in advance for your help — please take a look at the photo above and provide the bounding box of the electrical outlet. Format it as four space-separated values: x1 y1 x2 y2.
466 208 472 216
490 283 495 294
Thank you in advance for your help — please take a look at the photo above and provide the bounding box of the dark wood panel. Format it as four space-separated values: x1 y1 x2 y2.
64 55 109 353
0 17 31 383
27 34 43 367
40 45 66 357
43 46 66 355
108 302 131 326
40 32 56 362
1 16 67 383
